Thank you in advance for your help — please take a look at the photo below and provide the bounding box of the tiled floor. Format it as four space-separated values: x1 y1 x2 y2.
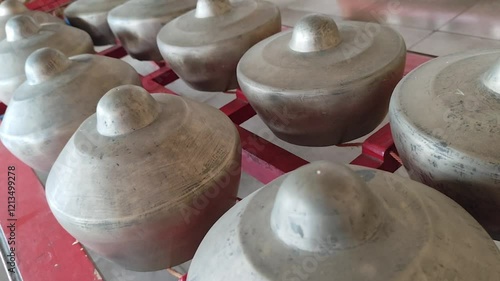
441 0 500 40
51 1 500 280
411 31 500 56
281 0 500 56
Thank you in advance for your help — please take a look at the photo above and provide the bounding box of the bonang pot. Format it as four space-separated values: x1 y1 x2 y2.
107 0 196 61
188 161 500 281
390 49 500 240
237 14 406 146
45 85 241 271
0 15 94 105
157 0 281 92
0 0 62 40
0 47 141 174
64 0 129 45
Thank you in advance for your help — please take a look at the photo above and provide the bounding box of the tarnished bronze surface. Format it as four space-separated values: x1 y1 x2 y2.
64 0 128 45
107 0 196 61
188 161 500 280
390 49 500 240
157 0 281 92
237 14 406 146
0 0 62 40
46 85 241 271
0 15 94 104
0 48 141 173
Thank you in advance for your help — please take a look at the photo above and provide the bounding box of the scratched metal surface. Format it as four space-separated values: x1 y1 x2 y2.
5 0 500 280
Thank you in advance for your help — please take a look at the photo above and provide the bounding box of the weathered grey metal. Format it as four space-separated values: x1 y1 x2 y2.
64 0 128 45
0 0 62 40
157 0 281 92
188 161 500 281
0 48 141 174
390 49 500 240
0 15 94 104
107 0 196 61
45 85 241 271
237 14 406 146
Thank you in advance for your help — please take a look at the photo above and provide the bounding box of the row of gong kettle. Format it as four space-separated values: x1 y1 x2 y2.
0 0 499 280
66 0 406 147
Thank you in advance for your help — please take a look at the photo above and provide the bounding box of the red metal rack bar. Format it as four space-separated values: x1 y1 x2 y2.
351 53 432 172
0 143 102 281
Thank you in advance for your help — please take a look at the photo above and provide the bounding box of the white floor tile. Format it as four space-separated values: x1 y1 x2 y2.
94 45 114 53
165 80 235 109
440 1 500 40
237 172 264 198
240 115 393 165
410 31 500 57
277 12 432 50
346 0 475 30
93 46 160 76
288 0 376 18
87 248 177 281
120 56 160 76
386 24 433 48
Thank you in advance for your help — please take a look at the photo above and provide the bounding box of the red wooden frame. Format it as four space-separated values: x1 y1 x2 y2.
0 143 102 281
0 1 434 280
25 0 71 12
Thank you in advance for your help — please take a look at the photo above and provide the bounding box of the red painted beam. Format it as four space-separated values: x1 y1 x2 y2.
351 52 434 172
141 66 179 93
151 67 179 87
97 45 127 59
350 124 400 172
235 89 248 101
238 127 309 184
220 99 256 125
0 142 101 281
220 89 254 124
404 52 433 75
